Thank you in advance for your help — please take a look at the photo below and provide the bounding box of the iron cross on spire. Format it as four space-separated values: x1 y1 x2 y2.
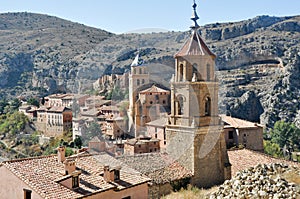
190 0 199 29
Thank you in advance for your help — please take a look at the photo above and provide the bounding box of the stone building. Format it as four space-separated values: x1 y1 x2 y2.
0 147 150 199
221 114 264 151
146 117 168 150
105 116 126 139
128 53 150 136
124 136 160 155
165 2 231 187
134 85 170 135
36 106 72 137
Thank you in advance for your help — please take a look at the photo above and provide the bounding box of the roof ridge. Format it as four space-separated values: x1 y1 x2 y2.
3 154 56 163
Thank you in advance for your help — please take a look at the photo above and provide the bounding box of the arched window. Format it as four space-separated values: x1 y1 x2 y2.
179 64 184 81
192 63 198 79
137 79 140 86
139 68 142 74
205 97 211 116
207 64 210 81
178 96 184 115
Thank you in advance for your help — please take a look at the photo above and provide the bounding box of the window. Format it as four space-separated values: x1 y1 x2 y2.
155 133 157 138
228 131 234 139
207 64 210 81
150 101 153 104
205 97 211 116
142 79 145 84
114 170 120 181
164 141 166 145
138 145 141 148
192 63 198 80
178 96 184 115
137 79 140 86
72 176 79 188
23 189 32 199
179 64 184 81
162 100 166 104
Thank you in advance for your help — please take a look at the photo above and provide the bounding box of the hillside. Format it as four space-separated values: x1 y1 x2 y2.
0 12 300 129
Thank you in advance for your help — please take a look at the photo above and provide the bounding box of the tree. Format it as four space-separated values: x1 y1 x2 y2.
0 99 8 114
82 122 102 145
270 121 300 152
74 135 83 149
27 97 40 107
264 140 283 158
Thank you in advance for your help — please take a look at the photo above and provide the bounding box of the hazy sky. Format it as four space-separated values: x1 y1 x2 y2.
1 0 299 33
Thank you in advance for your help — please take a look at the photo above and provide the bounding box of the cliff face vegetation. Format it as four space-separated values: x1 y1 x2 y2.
0 12 299 129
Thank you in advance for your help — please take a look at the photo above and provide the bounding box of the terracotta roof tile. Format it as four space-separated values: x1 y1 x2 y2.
139 85 170 94
3 152 150 199
175 30 215 58
221 115 263 128
117 153 192 184
228 149 299 176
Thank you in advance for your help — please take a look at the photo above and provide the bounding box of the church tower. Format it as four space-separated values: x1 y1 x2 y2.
166 1 231 187
128 53 150 136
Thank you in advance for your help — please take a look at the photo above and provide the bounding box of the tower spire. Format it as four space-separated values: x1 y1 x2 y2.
190 0 199 29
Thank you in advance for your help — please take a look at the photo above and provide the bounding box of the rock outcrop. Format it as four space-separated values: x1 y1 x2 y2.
209 163 300 199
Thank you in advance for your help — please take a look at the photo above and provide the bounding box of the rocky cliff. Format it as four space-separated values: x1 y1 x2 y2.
0 12 299 129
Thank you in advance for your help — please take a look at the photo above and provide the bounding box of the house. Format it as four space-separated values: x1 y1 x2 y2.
18 104 38 120
124 136 160 155
0 146 150 199
43 93 74 108
100 105 120 118
146 117 168 150
221 114 264 151
134 85 170 135
104 116 126 139
36 106 72 137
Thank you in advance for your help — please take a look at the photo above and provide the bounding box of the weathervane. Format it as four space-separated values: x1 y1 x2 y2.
190 0 199 29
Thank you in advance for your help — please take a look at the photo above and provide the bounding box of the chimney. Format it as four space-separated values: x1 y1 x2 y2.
57 146 66 163
64 159 76 175
103 165 121 182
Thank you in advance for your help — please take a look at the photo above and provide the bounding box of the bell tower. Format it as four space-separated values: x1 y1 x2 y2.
128 52 150 136
166 1 231 187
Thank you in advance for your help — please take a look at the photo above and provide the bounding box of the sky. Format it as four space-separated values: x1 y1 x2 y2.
0 0 299 34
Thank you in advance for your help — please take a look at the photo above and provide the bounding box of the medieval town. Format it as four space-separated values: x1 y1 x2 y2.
0 1 299 199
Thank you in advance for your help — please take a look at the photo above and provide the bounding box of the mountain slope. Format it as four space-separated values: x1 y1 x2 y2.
0 12 300 130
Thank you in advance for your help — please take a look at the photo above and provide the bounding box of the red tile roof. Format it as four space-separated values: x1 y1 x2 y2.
175 30 216 58
139 85 170 94
221 115 263 129
2 152 150 199
228 149 299 176
118 153 192 184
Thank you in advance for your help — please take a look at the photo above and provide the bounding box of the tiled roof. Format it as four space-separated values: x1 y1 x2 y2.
48 106 71 113
125 137 160 146
175 30 216 58
139 85 170 94
118 153 192 184
228 149 299 176
47 93 74 99
146 117 168 127
100 106 119 111
221 115 263 129
3 152 150 199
